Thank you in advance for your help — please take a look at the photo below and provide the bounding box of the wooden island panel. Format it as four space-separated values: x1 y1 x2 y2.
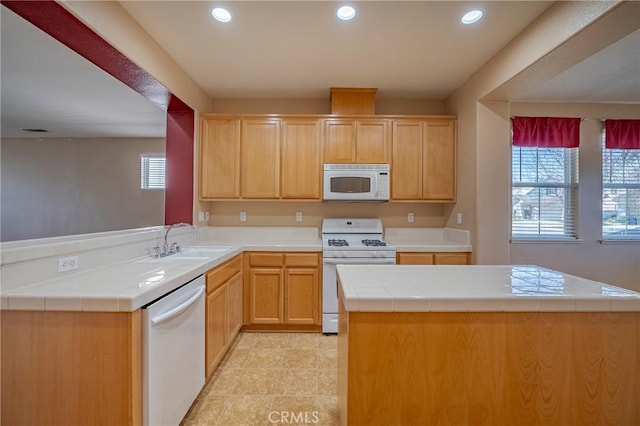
338 297 639 425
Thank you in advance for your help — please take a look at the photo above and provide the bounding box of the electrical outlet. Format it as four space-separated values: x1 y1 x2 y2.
408 212 414 223
456 213 463 225
58 256 78 272
198 211 205 221
240 211 247 222
296 212 303 222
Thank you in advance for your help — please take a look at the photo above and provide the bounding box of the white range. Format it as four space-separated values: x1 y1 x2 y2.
321 218 396 333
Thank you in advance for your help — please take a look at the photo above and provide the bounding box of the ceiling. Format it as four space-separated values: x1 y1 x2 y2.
1 1 638 139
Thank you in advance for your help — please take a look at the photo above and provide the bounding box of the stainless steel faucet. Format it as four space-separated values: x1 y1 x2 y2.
153 222 194 257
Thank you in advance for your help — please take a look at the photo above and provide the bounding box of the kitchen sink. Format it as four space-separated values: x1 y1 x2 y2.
143 246 232 263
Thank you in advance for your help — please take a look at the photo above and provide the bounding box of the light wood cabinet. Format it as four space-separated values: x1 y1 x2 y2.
324 119 389 164
280 118 322 199
241 119 281 198
205 255 243 378
391 117 457 201
200 118 240 199
244 252 321 330
397 252 470 265
206 283 227 378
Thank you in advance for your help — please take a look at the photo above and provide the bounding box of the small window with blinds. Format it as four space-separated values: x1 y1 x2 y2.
511 147 578 239
602 146 640 240
140 155 166 190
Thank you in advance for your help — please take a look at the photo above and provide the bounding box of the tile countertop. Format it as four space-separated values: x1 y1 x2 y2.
337 265 640 313
0 225 473 313
1 241 321 313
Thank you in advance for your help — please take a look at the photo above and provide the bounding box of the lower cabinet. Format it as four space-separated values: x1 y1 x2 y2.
397 252 471 265
244 252 321 330
205 254 243 379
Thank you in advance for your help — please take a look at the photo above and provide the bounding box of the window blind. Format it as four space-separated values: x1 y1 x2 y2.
602 145 640 239
141 155 166 190
512 147 578 238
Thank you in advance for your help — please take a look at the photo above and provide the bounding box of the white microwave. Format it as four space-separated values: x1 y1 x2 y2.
323 164 390 201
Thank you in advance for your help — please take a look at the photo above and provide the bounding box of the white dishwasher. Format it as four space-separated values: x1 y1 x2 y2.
142 275 205 426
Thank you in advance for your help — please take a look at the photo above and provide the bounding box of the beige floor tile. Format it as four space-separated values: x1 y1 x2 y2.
318 334 337 350
181 394 226 425
242 348 286 368
274 368 318 396
182 333 338 425
317 347 338 369
231 368 280 395
315 396 339 426
282 348 318 369
206 368 241 395
317 369 337 396
215 395 273 426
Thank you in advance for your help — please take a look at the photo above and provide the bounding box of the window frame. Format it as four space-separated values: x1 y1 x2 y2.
140 154 166 190
601 142 640 241
511 146 579 241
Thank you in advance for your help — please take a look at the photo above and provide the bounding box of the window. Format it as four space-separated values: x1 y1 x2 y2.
140 155 166 190
512 147 578 238
602 146 640 239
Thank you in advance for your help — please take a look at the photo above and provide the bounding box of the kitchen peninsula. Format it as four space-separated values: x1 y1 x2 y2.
337 265 640 426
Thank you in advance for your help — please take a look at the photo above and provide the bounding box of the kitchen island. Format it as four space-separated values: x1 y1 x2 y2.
337 265 640 426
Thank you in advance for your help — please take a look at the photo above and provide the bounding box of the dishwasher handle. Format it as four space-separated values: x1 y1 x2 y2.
150 286 205 326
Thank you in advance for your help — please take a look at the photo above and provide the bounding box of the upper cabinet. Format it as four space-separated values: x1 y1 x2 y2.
200 114 456 203
200 118 240 199
391 117 457 202
241 119 281 199
281 118 322 200
324 119 389 164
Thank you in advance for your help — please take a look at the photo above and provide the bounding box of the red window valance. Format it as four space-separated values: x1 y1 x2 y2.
512 116 581 148
605 119 640 149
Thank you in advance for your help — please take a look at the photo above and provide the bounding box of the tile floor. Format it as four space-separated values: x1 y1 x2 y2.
181 332 339 426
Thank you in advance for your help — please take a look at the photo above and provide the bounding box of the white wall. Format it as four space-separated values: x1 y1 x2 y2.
447 2 640 290
508 103 640 291
1 137 165 241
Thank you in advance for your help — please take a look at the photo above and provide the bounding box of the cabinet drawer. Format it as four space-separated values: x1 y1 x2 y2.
206 255 242 293
248 253 284 267
397 253 435 265
284 253 319 267
434 253 469 265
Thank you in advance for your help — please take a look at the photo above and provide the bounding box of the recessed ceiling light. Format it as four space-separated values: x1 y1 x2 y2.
461 10 483 25
212 7 232 23
337 5 356 21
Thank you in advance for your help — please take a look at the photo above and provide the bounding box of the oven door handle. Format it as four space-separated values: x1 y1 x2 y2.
322 258 396 265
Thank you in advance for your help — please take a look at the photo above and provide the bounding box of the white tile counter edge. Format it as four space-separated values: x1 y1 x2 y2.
337 265 640 313
1 243 321 313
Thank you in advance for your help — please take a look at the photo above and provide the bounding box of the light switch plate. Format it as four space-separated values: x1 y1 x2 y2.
456 213 463 225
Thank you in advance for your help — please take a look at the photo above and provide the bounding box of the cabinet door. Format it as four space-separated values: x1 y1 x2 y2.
227 272 243 342
324 119 356 163
423 119 456 201
391 120 423 200
281 119 322 199
396 253 435 265
356 119 389 163
241 119 280 198
249 267 283 324
200 119 240 199
206 284 228 378
284 267 319 325
434 253 469 265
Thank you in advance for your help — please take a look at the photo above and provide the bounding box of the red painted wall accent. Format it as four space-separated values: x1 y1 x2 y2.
2 0 194 224
165 105 195 225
